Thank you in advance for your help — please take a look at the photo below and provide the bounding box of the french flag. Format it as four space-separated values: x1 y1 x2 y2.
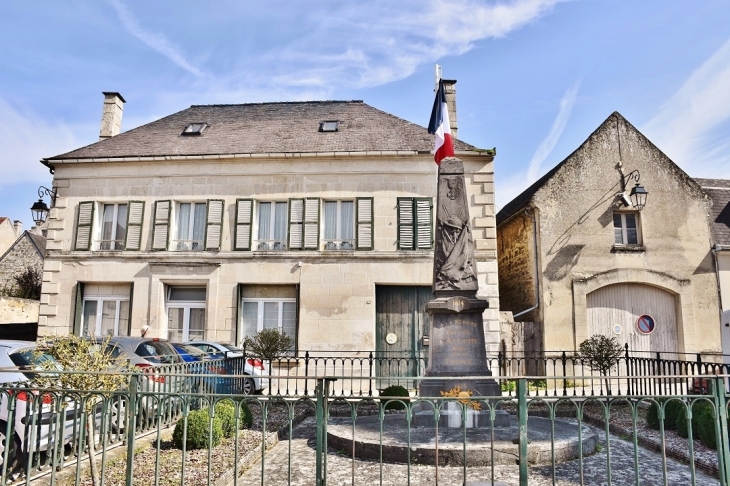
428 79 454 165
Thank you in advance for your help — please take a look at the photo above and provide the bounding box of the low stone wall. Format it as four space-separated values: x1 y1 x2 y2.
0 296 40 324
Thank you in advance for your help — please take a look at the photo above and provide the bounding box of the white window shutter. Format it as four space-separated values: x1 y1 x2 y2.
205 199 224 250
152 200 171 251
415 198 433 249
234 199 253 251
397 198 414 250
303 198 320 250
289 199 304 250
124 201 145 251
74 202 95 251
356 197 373 250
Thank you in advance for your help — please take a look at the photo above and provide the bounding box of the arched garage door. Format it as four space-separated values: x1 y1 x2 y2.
587 283 678 355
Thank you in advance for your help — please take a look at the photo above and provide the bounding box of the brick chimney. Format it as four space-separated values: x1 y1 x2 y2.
99 92 125 141
12 220 22 237
442 80 458 139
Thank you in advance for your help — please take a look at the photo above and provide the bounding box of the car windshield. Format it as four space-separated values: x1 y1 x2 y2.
135 341 180 364
177 344 207 357
221 344 244 353
9 349 63 380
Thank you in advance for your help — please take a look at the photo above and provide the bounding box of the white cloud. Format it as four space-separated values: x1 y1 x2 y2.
644 37 730 177
106 0 205 78
527 80 581 181
0 99 81 186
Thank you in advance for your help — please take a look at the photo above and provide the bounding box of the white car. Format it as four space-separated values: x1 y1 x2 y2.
0 341 76 477
183 341 269 395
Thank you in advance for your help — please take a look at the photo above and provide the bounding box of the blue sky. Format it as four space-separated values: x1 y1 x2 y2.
2 1 730 223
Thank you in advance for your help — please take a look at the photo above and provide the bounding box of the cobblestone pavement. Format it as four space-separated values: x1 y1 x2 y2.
238 417 720 485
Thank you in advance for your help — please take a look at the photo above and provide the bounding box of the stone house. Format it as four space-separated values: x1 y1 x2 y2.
0 218 22 257
497 112 721 359
37 89 500 365
0 230 45 339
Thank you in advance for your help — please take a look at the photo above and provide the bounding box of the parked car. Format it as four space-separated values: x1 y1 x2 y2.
183 341 269 395
169 343 236 394
0 340 76 477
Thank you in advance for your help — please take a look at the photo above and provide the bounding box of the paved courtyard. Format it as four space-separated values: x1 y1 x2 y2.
239 417 719 485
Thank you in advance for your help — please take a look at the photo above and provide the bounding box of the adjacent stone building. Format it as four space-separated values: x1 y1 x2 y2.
0 218 22 257
37 90 501 365
0 230 45 290
497 112 721 358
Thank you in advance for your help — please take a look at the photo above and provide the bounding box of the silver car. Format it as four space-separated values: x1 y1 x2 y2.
183 341 270 395
0 341 76 477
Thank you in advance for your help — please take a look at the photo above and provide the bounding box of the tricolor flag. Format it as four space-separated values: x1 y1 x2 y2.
428 79 454 165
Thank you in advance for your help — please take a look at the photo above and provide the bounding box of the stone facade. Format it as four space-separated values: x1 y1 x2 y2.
0 231 45 290
497 112 721 355
37 99 501 357
0 218 17 257
0 297 40 324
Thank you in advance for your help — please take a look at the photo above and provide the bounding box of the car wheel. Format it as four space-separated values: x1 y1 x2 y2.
0 425 23 479
241 377 255 396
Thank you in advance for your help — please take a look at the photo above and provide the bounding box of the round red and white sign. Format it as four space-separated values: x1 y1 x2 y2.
636 315 656 334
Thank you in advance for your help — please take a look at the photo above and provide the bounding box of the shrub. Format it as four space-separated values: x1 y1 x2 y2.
677 401 712 439
214 399 253 437
500 380 516 393
697 406 718 449
173 408 223 450
380 385 410 411
646 398 685 431
578 335 624 394
244 328 293 363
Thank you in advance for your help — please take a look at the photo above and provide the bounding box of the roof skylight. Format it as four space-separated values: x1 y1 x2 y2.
319 120 339 132
182 123 207 135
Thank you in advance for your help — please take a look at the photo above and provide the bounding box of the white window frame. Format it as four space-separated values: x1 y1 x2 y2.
165 286 206 342
322 200 355 250
255 201 288 251
96 203 128 251
81 297 130 337
172 201 207 251
613 211 642 246
241 298 297 346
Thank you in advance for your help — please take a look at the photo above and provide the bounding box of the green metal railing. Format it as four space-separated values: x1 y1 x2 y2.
1 371 730 485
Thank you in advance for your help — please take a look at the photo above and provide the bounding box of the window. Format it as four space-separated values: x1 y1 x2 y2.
152 200 223 251
397 198 433 250
166 286 206 342
182 123 207 135
613 212 641 246
241 299 296 350
323 200 355 250
98 203 127 250
319 120 339 132
81 299 130 337
256 201 288 250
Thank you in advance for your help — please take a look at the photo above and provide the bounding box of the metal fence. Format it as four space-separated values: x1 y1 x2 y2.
2 354 730 485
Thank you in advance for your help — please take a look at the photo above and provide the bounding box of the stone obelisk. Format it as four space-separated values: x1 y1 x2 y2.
419 157 501 399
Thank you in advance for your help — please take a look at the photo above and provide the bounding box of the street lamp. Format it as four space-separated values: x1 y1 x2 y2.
617 166 648 211
30 186 57 225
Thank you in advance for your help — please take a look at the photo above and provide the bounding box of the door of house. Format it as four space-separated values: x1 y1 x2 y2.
375 285 432 390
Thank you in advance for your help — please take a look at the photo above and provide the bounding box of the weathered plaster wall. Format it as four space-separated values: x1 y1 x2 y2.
0 236 43 288
497 212 538 322
532 114 719 354
0 296 39 324
0 220 16 257
38 153 501 353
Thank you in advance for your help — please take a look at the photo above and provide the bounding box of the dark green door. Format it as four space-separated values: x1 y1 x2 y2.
375 285 432 390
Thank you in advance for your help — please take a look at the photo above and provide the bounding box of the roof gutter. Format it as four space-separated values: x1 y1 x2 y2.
40 158 55 175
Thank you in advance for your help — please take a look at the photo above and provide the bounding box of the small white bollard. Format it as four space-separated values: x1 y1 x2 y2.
447 401 461 428
465 409 477 428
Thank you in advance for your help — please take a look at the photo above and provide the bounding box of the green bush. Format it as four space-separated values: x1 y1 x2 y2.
646 398 685 431
697 406 718 449
677 401 712 440
380 385 410 411
213 399 253 437
173 408 223 450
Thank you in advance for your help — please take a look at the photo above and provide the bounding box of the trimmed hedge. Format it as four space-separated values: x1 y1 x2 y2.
173 408 223 450
380 385 410 411
214 399 253 437
646 398 685 431
676 401 712 441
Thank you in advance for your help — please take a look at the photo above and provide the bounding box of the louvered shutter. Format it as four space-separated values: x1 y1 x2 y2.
124 201 145 251
304 198 320 250
234 199 253 251
152 200 171 250
356 197 373 250
289 199 304 250
397 198 414 250
205 199 224 250
74 202 95 251
415 198 433 249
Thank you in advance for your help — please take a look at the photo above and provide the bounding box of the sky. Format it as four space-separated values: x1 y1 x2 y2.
2 0 730 223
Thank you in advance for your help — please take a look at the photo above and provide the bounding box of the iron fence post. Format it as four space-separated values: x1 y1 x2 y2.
517 379 528 486
304 351 310 396
316 377 334 486
125 374 139 486
713 377 730 485
561 351 567 396
368 351 374 397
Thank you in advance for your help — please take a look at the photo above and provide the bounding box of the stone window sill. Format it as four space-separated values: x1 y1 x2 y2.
611 245 645 253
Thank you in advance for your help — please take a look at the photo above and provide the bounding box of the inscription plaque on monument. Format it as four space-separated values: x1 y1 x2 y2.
419 157 502 400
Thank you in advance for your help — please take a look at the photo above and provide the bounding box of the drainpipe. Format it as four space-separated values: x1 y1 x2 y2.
513 207 540 319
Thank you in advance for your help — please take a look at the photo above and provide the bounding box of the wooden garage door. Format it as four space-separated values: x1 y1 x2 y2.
587 283 678 356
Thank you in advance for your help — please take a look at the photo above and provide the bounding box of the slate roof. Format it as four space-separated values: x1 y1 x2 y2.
695 178 730 246
46 101 481 161
0 231 46 262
